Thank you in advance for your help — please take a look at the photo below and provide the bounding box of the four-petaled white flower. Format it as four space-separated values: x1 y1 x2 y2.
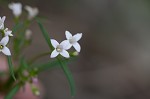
50 39 70 58
8 2 22 17
4 28 13 37
65 31 82 52
25 5 39 20
0 36 11 56
0 16 6 30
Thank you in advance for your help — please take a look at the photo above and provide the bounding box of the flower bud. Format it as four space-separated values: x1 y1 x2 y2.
32 77 38 84
72 51 79 56
25 29 32 40
22 70 29 77
31 84 40 96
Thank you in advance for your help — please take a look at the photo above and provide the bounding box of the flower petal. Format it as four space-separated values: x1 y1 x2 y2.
0 24 4 30
25 5 39 20
65 31 72 40
65 43 72 50
2 47 11 56
73 33 82 41
60 40 71 50
60 50 70 58
50 50 59 58
0 36 9 46
4 29 13 36
8 3 22 17
73 42 81 52
50 39 59 48
2 16 6 23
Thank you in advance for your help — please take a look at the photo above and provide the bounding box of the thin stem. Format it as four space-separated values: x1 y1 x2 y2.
28 52 50 65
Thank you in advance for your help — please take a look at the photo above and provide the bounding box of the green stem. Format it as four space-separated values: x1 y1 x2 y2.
7 56 16 81
28 52 50 65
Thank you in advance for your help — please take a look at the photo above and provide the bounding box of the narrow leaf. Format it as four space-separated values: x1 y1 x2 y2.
36 19 53 50
5 84 20 99
34 60 59 73
30 57 75 73
57 57 75 96
7 56 16 81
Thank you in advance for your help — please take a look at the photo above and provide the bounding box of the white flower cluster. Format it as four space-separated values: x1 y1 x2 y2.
50 31 82 58
8 2 39 20
0 16 13 56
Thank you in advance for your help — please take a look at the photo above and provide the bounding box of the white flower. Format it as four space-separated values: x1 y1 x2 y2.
25 5 39 20
0 16 6 30
0 36 11 56
4 28 13 37
65 31 82 52
50 39 70 58
8 2 22 17
25 29 32 40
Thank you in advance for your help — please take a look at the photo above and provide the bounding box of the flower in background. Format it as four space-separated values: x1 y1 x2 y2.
0 36 11 56
50 39 70 58
8 2 22 17
0 16 6 30
25 29 32 40
25 5 39 20
31 77 38 84
65 31 82 52
4 28 13 37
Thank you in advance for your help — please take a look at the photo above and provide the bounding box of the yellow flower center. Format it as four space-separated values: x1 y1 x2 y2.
0 45 3 49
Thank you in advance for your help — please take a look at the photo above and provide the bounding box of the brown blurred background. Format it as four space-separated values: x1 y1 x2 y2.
1 0 150 99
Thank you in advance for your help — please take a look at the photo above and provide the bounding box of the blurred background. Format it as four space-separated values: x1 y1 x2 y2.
1 0 150 99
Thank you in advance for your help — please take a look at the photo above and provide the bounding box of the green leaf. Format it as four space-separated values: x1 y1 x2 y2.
36 19 53 50
32 59 60 73
31 57 76 73
5 84 20 99
7 56 16 81
28 52 50 65
57 57 75 96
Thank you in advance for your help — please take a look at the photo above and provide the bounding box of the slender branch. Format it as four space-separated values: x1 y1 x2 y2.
28 52 50 65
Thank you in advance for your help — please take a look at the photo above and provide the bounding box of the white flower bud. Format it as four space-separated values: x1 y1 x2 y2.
25 29 32 40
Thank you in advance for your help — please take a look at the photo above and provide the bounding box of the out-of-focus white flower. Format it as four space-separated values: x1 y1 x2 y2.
25 5 39 20
0 36 11 56
4 28 13 37
8 2 22 17
50 39 70 58
65 31 82 52
0 16 6 30
25 29 32 40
